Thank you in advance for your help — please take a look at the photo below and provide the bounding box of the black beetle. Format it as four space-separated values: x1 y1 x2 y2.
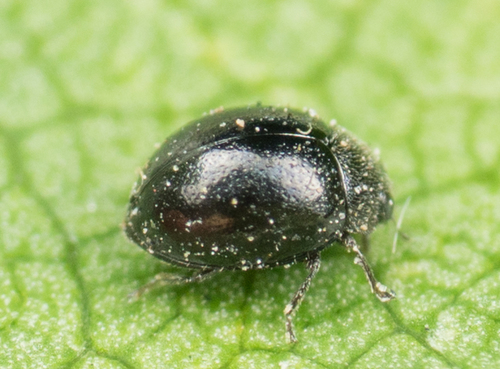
125 105 395 343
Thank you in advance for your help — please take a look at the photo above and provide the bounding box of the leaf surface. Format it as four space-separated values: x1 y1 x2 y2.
1 1 500 368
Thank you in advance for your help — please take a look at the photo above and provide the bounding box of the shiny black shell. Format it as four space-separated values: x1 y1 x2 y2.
125 106 393 270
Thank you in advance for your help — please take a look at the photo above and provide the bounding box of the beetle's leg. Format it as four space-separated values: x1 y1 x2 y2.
284 251 321 343
128 268 218 302
342 234 396 302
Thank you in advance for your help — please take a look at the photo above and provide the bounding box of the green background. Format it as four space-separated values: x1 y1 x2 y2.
1 0 500 368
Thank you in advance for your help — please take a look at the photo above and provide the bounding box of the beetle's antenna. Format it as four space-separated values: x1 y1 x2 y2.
392 196 411 254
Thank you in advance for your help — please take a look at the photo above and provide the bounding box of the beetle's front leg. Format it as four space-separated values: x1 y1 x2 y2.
342 234 396 302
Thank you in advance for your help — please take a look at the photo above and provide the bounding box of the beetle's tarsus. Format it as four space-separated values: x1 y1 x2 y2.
374 281 396 302
285 324 298 344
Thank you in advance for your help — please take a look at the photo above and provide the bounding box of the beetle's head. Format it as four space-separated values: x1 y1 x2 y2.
377 190 394 223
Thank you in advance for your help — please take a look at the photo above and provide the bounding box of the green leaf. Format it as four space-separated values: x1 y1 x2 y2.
1 0 500 368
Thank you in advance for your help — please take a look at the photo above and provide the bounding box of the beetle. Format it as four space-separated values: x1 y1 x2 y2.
124 104 395 343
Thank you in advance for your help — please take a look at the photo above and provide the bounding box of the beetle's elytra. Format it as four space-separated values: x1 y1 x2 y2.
125 105 395 343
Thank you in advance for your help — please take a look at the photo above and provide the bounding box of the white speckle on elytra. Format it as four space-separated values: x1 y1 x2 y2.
210 106 224 114
235 119 245 128
308 108 318 118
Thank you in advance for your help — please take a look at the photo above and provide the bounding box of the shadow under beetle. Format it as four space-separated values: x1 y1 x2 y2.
124 105 396 343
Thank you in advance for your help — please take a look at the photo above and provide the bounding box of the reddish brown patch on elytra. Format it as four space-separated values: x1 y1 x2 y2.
160 210 234 235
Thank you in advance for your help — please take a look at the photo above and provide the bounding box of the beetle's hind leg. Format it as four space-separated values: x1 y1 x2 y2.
128 268 218 302
284 251 321 343
342 234 396 302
